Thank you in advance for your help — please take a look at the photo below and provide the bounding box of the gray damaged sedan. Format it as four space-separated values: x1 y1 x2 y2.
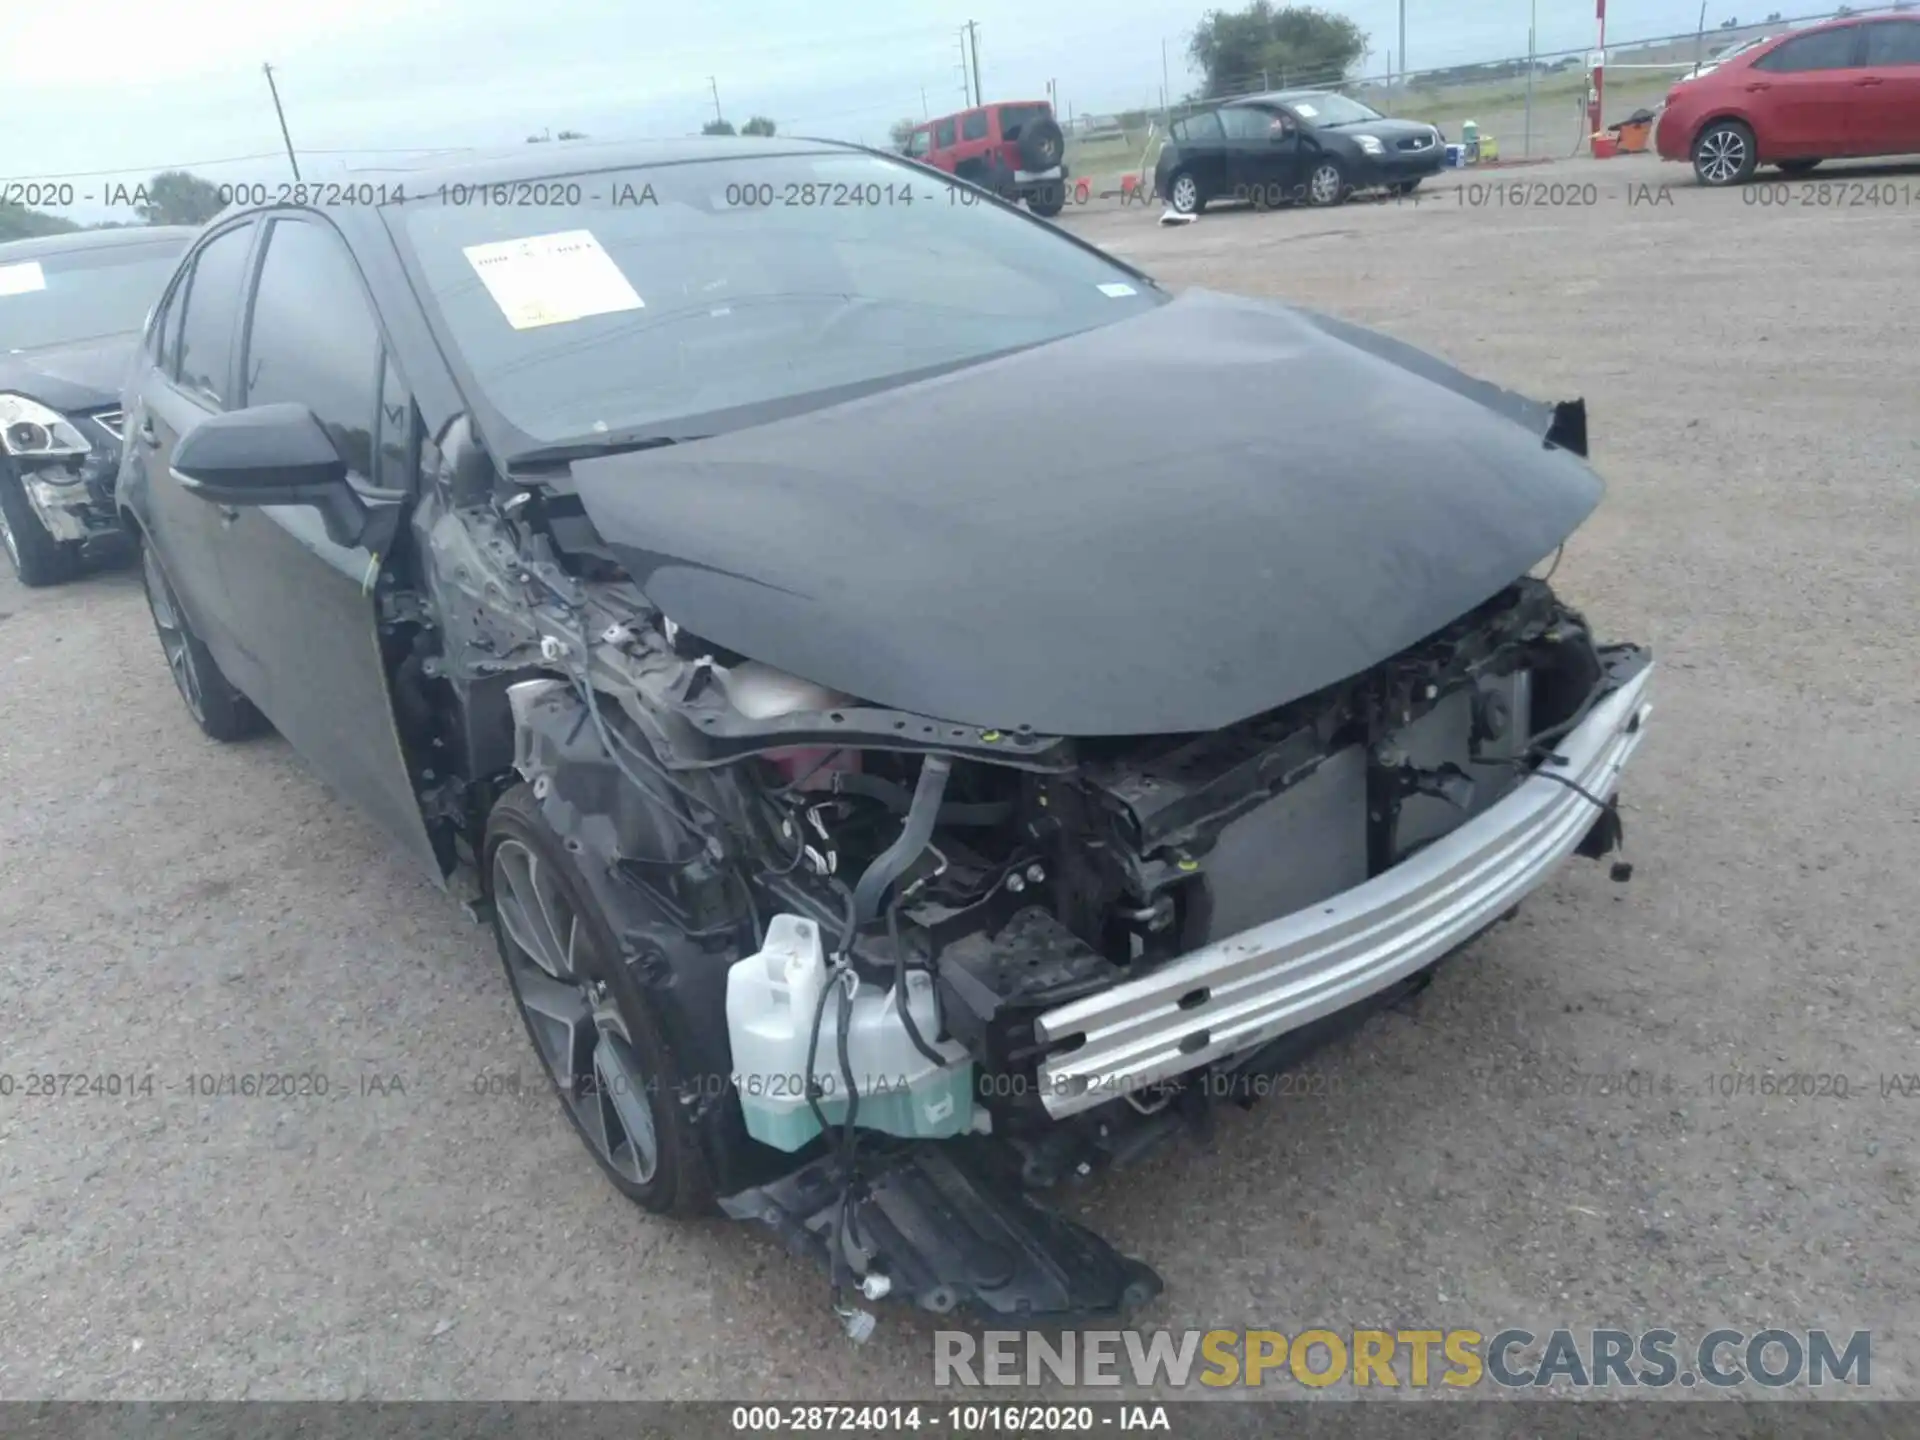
114 138 1652 1335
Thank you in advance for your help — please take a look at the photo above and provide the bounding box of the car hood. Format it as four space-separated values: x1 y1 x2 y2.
0 334 138 413
569 288 1601 737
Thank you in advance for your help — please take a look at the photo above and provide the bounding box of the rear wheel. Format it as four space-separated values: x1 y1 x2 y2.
1166 169 1205 215
1306 158 1348 207
0 469 80 587
1777 157 1822 175
139 536 267 741
1027 181 1065 217
1016 116 1066 172
485 783 715 1217
1692 120 1757 186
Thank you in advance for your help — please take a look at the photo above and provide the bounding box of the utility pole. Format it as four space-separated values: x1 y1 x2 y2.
707 76 723 125
1525 0 1536 156
922 87 929 119
966 20 982 105
261 63 301 181
1161 38 1172 116
958 31 973 105
1398 0 1407 95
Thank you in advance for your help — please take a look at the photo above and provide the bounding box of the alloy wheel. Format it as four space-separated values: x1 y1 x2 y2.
493 837 659 1185
1697 128 1747 185
0 503 18 571
1170 174 1199 214
1310 163 1342 205
142 546 205 721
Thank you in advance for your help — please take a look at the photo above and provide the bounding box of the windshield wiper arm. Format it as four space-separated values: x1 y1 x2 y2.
505 434 705 470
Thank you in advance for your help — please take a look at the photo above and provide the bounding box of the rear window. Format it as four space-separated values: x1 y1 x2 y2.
1173 112 1224 144
1864 19 1920 64
397 151 1162 454
998 104 1051 139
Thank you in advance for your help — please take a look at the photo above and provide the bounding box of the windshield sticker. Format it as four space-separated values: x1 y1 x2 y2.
0 262 48 297
1293 103 1318 117
462 230 644 330
1098 282 1137 297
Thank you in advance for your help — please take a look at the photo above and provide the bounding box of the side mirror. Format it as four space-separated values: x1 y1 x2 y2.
171 403 370 547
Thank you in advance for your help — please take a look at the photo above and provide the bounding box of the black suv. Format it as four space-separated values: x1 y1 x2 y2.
1156 90 1444 214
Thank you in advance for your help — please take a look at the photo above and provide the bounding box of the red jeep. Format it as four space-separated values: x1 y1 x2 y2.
903 101 1070 216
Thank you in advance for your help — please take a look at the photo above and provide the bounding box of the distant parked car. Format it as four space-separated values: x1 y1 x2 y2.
1154 91 1444 215
903 101 1070 215
1657 14 1920 184
0 227 196 585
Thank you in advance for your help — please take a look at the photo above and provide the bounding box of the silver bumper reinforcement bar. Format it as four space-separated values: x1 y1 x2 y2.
1034 664 1654 1118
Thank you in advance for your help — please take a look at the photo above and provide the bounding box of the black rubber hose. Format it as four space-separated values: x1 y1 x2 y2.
888 902 950 1069
851 755 952 924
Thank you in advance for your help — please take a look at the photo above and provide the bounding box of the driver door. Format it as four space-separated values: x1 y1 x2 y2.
1222 104 1300 203
212 213 444 880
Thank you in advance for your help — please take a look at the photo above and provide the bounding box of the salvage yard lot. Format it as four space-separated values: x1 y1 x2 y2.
2 154 1916 1399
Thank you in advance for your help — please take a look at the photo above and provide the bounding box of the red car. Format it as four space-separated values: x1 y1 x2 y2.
1657 13 1920 184
902 101 1070 215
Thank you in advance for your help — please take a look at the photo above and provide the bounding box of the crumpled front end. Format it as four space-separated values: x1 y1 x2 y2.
7 405 127 543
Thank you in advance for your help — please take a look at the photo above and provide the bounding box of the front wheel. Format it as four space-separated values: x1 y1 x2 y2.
139 536 267 741
485 783 715 1217
0 468 80 587
1692 120 1757 186
1305 159 1348 207
1165 169 1205 215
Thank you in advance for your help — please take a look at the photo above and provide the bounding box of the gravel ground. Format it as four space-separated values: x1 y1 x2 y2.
2 153 1916 1402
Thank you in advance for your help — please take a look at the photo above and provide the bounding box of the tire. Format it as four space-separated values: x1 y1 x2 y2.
485 782 715 1217
1305 158 1348 207
1777 158 1821 175
1016 116 1066 172
1166 169 1205 215
0 467 81 587
1027 181 1065 217
139 535 267 742
1692 120 1757 186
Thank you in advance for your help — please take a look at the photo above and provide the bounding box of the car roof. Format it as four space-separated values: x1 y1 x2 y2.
337 135 859 201
1223 89 1339 109
0 225 198 259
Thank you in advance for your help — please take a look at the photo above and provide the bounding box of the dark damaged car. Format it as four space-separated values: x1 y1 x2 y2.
1 227 195 585
116 139 1653 1333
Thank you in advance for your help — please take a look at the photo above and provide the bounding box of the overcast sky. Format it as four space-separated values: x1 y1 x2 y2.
7 0 1747 222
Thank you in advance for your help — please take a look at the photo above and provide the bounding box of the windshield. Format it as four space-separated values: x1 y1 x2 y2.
396 150 1161 452
1291 94 1385 127
0 240 184 354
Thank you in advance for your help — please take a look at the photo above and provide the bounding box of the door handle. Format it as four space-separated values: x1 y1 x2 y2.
1853 77 1883 86
137 417 160 448
1743 82 1772 92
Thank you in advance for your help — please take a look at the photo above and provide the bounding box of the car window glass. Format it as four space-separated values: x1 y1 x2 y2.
934 117 956 147
376 353 414 489
175 225 254 406
998 104 1048 139
907 129 932 157
147 277 178 367
1755 27 1859 71
1220 107 1273 140
1183 111 1224 143
961 110 989 141
1864 20 1920 64
241 218 381 477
